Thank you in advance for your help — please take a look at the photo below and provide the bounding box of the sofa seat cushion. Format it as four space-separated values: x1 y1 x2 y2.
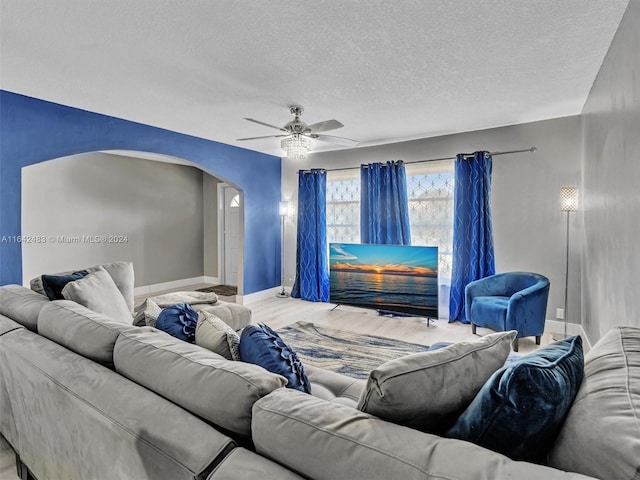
304 364 365 408
446 335 584 462
38 300 135 367
548 326 640 479
0 284 50 332
357 330 516 434
252 389 596 480
207 448 304 480
113 328 287 437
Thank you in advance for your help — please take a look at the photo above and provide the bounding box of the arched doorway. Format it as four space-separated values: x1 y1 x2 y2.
21 149 243 294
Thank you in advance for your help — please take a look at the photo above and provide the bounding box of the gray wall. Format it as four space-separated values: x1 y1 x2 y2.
22 152 211 287
581 0 640 340
283 116 583 324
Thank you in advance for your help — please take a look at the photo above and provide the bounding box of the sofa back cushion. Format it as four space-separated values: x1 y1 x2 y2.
113 329 287 437
548 326 640 479
252 389 595 480
31 261 135 313
38 300 134 367
61 269 133 323
0 284 50 331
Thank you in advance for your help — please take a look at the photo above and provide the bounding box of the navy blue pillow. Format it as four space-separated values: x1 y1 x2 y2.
42 270 89 300
155 303 198 343
445 336 584 462
239 324 311 394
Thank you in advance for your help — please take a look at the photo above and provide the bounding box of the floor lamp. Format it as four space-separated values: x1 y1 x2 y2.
560 186 579 337
277 201 293 298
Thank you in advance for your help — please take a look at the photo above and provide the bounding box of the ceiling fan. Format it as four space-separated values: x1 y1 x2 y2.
237 105 359 158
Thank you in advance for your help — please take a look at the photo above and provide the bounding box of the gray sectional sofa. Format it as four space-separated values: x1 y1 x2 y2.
0 274 638 479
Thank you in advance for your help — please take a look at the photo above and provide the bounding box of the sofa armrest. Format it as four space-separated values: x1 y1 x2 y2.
252 389 597 480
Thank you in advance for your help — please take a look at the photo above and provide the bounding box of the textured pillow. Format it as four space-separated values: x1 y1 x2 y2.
196 310 240 360
240 324 311 394
62 268 132 323
446 335 584 462
155 303 199 343
547 326 640 480
142 299 163 327
357 330 516 434
42 270 89 300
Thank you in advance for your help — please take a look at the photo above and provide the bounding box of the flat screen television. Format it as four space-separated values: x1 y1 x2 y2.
329 243 438 318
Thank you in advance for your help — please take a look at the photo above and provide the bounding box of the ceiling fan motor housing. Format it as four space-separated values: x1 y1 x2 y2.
285 105 310 134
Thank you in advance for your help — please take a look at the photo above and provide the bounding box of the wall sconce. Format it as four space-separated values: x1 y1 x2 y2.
560 186 579 337
277 201 294 298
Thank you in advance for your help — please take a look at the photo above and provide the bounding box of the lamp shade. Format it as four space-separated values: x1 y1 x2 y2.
279 201 294 217
560 186 579 211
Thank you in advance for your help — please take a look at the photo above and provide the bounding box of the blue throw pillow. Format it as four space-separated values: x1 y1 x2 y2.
155 303 198 343
239 324 311 394
445 335 584 462
42 270 89 300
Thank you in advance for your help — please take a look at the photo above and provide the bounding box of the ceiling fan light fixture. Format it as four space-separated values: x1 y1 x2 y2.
281 134 311 159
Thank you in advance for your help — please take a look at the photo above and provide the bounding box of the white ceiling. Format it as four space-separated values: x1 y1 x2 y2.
0 0 630 158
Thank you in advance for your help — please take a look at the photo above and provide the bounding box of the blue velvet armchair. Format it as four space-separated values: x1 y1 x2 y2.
465 272 550 352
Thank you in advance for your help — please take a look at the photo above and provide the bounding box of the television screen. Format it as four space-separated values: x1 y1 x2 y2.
329 243 438 318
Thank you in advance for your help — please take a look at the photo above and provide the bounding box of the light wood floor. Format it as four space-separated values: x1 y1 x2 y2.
0 288 556 478
249 294 556 355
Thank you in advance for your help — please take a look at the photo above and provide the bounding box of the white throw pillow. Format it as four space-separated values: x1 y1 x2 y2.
62 268 132 324
195 310 240 360
357 330 517 434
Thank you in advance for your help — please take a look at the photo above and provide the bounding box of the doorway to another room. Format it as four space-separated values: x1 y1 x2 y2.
219 184 242 289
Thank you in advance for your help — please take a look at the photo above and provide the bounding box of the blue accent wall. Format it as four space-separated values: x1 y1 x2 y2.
0 90 282 293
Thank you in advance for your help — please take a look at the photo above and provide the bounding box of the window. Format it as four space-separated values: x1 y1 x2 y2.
326 171 361 244
326 160 454 281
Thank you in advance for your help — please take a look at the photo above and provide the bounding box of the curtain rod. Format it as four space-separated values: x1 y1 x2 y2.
299 147 536 173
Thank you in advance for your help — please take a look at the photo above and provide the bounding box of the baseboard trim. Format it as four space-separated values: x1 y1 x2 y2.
238 286 283 305
134 276 212 296
544 319 592 349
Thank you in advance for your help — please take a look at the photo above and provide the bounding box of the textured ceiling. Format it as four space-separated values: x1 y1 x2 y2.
0 0 630 158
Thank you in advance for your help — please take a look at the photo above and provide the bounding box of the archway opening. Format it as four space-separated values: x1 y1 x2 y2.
21 149 243 295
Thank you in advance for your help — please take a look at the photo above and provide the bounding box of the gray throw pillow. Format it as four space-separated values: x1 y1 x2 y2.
195 310 240 360
62 268 132 324
357 330 517 434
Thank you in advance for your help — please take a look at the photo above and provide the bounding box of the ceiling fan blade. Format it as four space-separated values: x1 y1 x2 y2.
314 134 359 147
244 118 288 132
237 134 288 141
307 119 344 133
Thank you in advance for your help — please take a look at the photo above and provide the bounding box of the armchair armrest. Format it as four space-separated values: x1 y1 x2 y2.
506 281 550 335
